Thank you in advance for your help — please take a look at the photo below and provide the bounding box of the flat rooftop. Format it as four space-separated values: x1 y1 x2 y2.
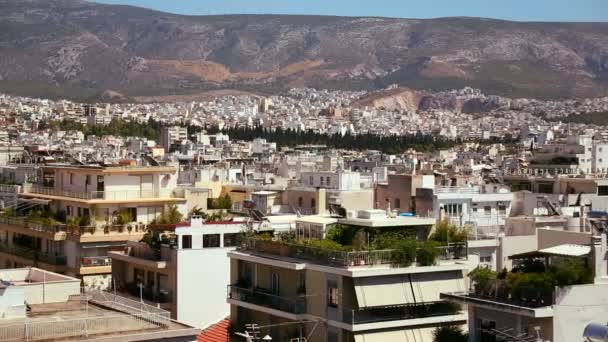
0 294 198 341
339 215 436 227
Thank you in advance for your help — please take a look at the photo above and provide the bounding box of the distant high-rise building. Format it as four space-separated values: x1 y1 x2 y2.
160 126 188 152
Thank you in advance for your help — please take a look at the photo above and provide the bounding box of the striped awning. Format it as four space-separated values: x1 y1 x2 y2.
354 327 435 342
354 271 466 307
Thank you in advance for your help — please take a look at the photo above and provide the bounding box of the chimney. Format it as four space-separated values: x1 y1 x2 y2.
190 216 204 228
592 234 608 284
316 188 327 216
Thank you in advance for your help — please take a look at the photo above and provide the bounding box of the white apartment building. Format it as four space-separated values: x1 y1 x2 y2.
434 185 513 232
160 126 188 152
110 217 247 329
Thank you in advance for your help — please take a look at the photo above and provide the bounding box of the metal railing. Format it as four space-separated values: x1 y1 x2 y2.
435 186 480 194
240 238 467 268
0 185 19 194
123 283 173 304
228 285 306 314
26 185 181 201
0 216 68 236
342 301 461 325
86 289 171 318
468 284 555 308
0 242 66 266
0 311 166 341
81 256 112 268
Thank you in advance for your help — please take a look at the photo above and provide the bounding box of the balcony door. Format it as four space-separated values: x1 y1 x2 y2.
140 175 154 198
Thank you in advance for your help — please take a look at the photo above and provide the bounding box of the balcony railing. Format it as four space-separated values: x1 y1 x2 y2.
81 256 112 268
123 283 173 304
240 238 467 268
0 242 66 266
466 286 555 308
0 216 68 236
342 301 461 325
26 185 181 201
436 186 480 194
227 285 306 314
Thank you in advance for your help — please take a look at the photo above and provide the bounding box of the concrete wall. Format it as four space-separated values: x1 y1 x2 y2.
497 235 538 271
21 280 81 304
375 175 414 212
537 228 591 250
553 283 608 342
176 247 234 329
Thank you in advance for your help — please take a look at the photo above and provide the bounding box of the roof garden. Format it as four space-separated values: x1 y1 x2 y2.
240 220 468 268
443 250 593 312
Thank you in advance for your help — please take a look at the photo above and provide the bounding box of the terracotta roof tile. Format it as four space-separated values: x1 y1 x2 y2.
198 318 230 342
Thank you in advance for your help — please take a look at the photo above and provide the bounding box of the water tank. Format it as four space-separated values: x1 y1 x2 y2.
584 323 608 342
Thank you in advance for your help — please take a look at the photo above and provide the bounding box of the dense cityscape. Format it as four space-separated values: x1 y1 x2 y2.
0 0 607 342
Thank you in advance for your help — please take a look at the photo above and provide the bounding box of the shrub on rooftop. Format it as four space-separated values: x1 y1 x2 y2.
429 220 468 244
417 240 440 266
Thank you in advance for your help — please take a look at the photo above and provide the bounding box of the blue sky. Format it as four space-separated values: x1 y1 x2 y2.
95 0 608 22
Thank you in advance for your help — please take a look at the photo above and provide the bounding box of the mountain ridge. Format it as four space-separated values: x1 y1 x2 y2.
0 0 607 100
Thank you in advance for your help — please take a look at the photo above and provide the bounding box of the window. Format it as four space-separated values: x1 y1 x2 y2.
181 235 192 249
320 177 324 186
498 204 506 215
309 176 313 185
445 203 462 217
480 255 492 263
69 173 74 185
85 175 91 185
271 272 280 295
484 206 491 215
66 206 72 216
599 186 608 196
203 234 220 248
311 198 316 209
327 280 339 308
223 233 242 247
298 197 303 207
133 268 144 284
394 198 401 209
297 272 306 294
326 177 330 186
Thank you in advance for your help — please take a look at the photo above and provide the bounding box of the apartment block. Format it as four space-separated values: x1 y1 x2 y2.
0 163 187 289
227 211 469 342
110 217 247 328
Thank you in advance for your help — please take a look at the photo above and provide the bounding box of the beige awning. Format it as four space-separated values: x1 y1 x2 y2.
354 327 435 342
410 270 466 302
354 275 415 307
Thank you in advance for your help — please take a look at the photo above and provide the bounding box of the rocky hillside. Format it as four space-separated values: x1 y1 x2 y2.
1 0 608 100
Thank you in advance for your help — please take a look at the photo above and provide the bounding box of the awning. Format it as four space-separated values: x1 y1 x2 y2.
354 275 415 307
354 327 435 342
355 271 466 307
410 271 466 302
509 244 590 260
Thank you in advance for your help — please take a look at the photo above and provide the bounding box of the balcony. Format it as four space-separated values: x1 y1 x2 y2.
436 186 480 194
462 287 555 309
239 238 467 268
227 285 306 315
25 185 182 201
123 282 173 304
0 216 68 240
0 242 66 266
342 301 462 325
81 256 112 267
